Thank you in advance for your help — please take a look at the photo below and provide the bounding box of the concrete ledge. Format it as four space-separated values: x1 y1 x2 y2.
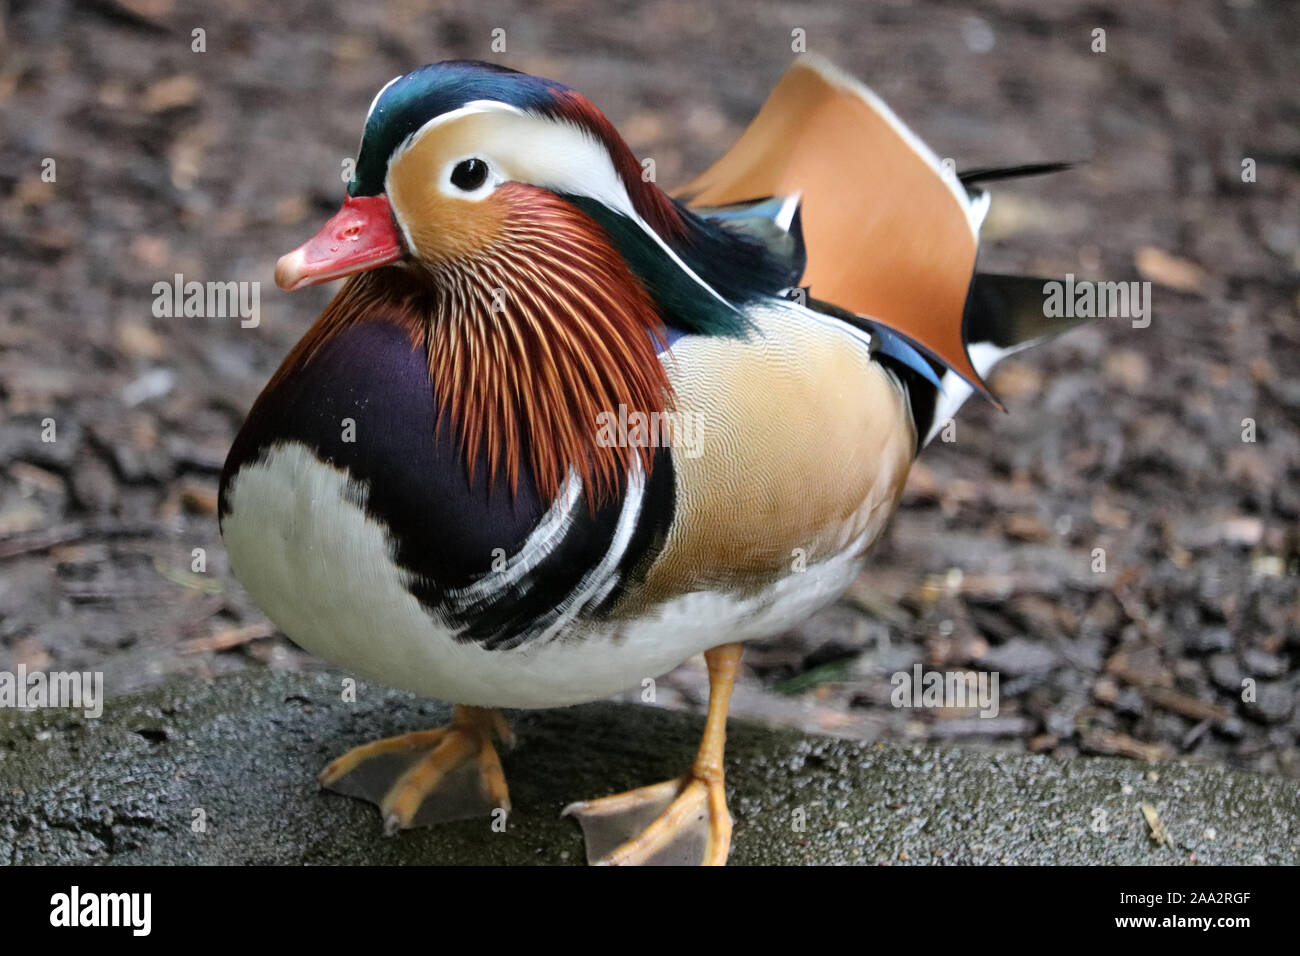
1 671 1296 864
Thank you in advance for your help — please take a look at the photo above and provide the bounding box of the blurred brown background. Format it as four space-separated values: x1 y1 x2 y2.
1 0 1297 776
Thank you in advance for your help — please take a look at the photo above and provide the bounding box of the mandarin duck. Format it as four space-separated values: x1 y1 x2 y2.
219 55 1083 866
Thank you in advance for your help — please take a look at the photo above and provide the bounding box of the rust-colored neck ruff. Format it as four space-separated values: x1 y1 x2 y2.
271 186 674 506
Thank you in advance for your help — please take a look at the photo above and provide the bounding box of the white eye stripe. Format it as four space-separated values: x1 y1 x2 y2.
383 100 734 311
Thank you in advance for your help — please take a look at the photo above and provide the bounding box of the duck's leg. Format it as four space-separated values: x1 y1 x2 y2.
564 642 742 866
319 705 512 833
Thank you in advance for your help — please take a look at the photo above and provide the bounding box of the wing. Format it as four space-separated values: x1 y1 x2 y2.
679 55 992 397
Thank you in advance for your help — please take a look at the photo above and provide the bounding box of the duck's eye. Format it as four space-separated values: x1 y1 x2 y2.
450 158 489 192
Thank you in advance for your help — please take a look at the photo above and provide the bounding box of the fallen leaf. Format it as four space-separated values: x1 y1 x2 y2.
1135 246 1207 293
144 74 199 113
1141 803 1171 847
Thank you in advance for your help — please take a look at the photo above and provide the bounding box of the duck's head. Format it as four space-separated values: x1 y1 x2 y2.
269 61 794 506
274 60 691 292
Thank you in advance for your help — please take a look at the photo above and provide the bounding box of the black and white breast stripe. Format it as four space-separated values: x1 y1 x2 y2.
439 456 675 650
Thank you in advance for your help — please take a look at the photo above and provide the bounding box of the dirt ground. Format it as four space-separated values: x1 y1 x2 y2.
1 1 1297 777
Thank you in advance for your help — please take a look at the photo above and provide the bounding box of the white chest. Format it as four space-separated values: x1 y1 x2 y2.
222 442 871 708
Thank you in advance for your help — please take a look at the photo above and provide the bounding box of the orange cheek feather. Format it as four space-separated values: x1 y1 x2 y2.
385 145 509 264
